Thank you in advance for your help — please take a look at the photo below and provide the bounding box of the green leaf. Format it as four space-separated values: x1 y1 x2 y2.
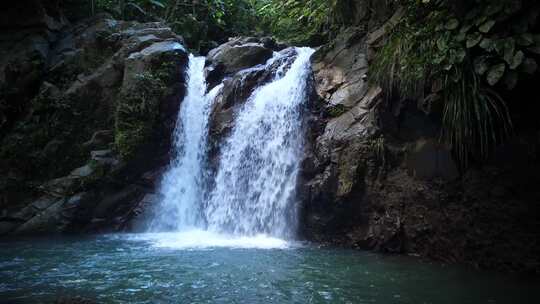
446 18 460 30
475 15 488 26
454 48 467 63
474 56 489 75
517 33 534 46
467 33 483 48
479 38 494 51
148 0 165 8
494 39 507 56
479 20 496 33
487 63 506 86
510 51 524 70
437 37 448 52
433 54 445 65
460 24 473 34
503 39 516 65
456 32 467 42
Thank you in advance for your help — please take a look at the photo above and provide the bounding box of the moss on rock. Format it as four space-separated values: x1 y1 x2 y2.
114 71 165 160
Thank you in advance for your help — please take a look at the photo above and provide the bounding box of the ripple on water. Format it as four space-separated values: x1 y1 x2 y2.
0 236 539 304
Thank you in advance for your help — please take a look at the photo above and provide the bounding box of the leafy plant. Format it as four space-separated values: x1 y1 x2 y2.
372 0 539 167
254 0 342 45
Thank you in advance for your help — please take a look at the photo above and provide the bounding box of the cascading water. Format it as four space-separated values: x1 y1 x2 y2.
148 47 315 244
149 55 221 232
205 47 315 238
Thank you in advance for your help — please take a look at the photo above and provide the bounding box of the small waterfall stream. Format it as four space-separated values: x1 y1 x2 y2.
205 47 315 238
149 48 315 243
149 55 221 232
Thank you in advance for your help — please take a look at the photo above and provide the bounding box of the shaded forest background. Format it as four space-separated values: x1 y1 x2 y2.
3 0 540 173
62 0 540 169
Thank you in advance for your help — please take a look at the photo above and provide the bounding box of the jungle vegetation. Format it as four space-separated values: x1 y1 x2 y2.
66 0 539 167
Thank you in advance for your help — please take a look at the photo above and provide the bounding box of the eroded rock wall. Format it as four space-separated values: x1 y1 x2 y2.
0 5 188 235
300 4 540 274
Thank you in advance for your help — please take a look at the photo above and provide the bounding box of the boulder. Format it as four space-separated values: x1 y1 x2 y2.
312 27 369 111
83 130 114 149
123 41 187 90
205 37 281 89
207 43 273 74
13 192 94 235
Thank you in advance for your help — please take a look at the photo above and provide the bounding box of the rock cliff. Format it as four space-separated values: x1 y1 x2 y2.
0 3 188 234
298 7 540 273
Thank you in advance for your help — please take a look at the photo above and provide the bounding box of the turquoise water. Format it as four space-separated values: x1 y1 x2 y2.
0 233 538 304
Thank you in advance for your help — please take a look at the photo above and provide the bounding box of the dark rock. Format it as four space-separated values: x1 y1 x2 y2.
127 193 162 231
83 130 114 149
204 37 278 89
42 139 64 156
123 41 187 90
0 9 188 235
406 139 459 181
301 4 540 275
69 165 94 178
207 43 273 75
206 47 299 166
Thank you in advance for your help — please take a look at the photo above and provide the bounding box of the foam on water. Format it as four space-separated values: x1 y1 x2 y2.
126 231 291 250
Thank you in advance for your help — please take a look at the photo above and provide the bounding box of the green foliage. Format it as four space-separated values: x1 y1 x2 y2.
440 66 512 166
114 72 165 159
87 0 260 52
369 136 387 165
86 0 343 48
253 0 340 45
327 104 347 117
0 89 91 179
372 0 539 167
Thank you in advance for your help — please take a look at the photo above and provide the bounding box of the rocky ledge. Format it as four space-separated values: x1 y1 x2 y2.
298 17 540 273
0 3 188 234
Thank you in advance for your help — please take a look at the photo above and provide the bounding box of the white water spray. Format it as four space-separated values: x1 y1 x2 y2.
205 47 315 238
150 55 221 231
148 48 314 246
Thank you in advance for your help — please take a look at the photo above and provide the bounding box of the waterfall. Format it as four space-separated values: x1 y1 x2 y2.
148 47 314 242
205 47 315 238
149 55 221 232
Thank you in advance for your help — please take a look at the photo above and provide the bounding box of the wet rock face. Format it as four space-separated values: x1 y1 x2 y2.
300 7 540 274
204 36 286 90
205 46 298 169
0 7 188 235
0 0 68 136
298 25 384 242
